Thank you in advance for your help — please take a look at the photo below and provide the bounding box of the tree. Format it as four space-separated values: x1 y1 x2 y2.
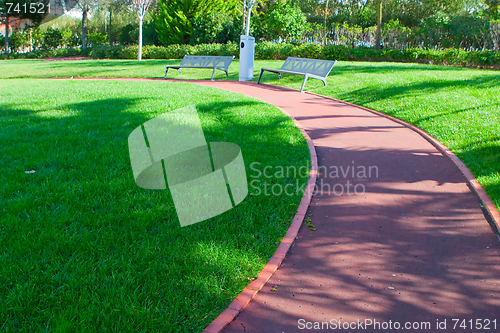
0 0 51 53
96 0 131 44
9 29 30 52
154 0 198 45
0 0 10 53
192 12 239 43
76 0 97 49
485 0 500 20
266 1 308 42
382 0 470 27
375 0 382 50
132 0 153 60
241 0 256 35
323 0 329 45
154 0 238 45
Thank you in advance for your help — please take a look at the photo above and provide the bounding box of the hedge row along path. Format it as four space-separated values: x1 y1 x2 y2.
58 78 500 332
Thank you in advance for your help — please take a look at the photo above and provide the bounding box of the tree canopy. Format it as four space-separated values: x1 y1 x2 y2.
153 0 239 45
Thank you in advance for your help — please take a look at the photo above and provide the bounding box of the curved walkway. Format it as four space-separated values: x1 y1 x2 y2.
188 81 500 333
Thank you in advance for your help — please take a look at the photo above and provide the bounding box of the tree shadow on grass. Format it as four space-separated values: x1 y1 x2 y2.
0 103 38 119
330 74 500 106
335 62 471 74
413 104 500 126
456 142 500 200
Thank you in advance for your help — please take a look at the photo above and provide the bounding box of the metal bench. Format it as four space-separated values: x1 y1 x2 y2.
164 55 235 81
258 57 337 93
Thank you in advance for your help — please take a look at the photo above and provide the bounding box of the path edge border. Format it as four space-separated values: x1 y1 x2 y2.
304 90 500 237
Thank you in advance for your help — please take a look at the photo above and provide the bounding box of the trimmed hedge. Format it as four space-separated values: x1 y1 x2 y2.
2 42 500 69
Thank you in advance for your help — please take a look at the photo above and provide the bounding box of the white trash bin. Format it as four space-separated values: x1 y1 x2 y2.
239 35 255 81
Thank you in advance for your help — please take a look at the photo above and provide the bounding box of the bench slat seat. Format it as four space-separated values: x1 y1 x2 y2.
258 57 337 93
165 55 235 81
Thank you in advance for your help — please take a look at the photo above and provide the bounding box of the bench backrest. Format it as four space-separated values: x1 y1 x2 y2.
280 57 336 78
180 55 235 70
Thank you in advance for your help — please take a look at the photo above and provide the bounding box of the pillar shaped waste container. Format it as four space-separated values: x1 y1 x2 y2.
239 35 255 82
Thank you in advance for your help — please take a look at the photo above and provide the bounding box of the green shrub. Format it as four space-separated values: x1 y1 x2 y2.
280 43 298 58
65 47 82 57
43 27 63 50
88 32 108 46
218 42 239 57
381 48 404 61
4 41 500 69
321 44 350 61
255 41 281 59
118 45 138 59
296 43 322 59
86 45 122 59
351 46 381 60
144 45 169 59
9 31 30 52
163 44 196 59
398 48 419 61
194 43 221 56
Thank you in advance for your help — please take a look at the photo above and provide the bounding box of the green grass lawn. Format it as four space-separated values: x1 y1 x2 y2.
1 58 499 330
5 58 493 214
0 79 310 332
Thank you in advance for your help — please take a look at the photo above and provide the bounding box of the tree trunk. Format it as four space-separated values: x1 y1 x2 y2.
109 8 113 44
241 0 247 35
376 1 382 50
82 9 88 49
323 0 329 46
245 3 252 36
5 16 9 54
138 16 143 61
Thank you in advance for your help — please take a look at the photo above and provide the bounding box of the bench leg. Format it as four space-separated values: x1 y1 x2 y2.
300 74 309 93
211 67 216 81
225 70 229 77
257 69 264 84
278 73 282 79
164 67 169 79
322 78 327 86
178 69 182 74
